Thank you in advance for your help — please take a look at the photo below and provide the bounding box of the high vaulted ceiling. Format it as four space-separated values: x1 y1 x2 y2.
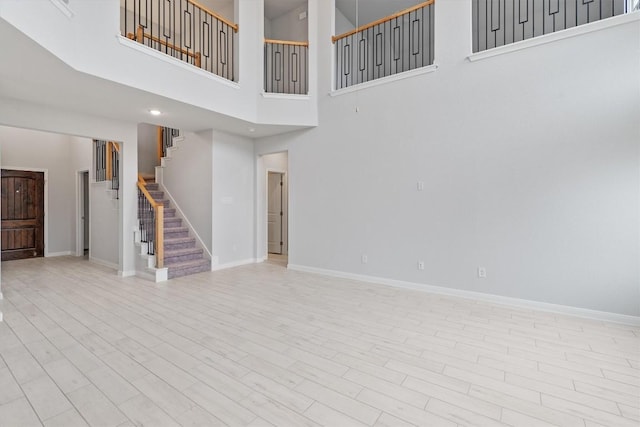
0 18 308 138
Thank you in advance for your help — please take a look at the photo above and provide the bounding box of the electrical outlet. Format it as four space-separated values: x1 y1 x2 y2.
361 254 368 264
478 267 487 278
417 181 424 191
418 261 425 270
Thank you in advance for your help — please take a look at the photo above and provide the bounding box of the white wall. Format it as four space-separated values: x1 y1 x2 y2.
137 123 158 176
269 4 308 41
160 128 256 267
264 16 272 38
0 98 139 275
161 130 213 252
90 181 119 268
256 151 288 260
199 0 234 22
334 6 354 35
69 136 93 255
254 4 640 316
0 126 91 256
212 131 255 266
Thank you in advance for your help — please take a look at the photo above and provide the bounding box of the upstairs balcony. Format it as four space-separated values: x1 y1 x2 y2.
0 0 636 136
121 0 311 95
121 0 238 81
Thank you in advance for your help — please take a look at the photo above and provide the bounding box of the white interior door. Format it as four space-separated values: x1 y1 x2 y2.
267 172 283 254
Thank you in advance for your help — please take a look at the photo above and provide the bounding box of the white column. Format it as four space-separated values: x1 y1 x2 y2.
434 0 473 68
311 0 329 95
237 0 263 97
118 130 138 277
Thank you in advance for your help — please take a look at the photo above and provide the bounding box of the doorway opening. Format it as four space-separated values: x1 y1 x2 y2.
76 170 90 258
262 151 288 266
268 171 286 258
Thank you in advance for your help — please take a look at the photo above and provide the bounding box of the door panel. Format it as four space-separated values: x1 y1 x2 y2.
1 170 45 261
267 172 283 254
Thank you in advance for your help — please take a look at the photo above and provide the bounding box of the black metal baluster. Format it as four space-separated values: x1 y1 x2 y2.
287 44 290 94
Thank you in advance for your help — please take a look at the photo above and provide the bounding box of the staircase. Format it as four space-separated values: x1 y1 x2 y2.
141 181 211 279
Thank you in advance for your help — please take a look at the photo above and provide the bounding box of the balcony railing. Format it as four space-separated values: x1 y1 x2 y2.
157 126 180 161
472 0 627 52
264 39 309 95
332 1 435 90
122 0 238 81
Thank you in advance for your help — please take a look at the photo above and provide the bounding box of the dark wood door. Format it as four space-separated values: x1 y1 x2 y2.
1 170 45 261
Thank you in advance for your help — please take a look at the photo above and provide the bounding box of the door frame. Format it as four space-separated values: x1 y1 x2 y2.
1 167 49 257
266 168 288 256
75 169 90 257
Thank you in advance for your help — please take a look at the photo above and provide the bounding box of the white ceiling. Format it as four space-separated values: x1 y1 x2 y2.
335 0 421 28
0 18 308 138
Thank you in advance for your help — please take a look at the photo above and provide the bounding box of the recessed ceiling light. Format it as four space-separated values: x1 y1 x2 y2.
149 109 162 116
248 128 255 133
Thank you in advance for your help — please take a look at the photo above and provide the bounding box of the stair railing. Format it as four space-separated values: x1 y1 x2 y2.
264 39 309 95
157 126 180 162
109 142 120 199
95 140 107 182
137 175 164 268
122 0 238 80
332 1 435 90
94 140 121 198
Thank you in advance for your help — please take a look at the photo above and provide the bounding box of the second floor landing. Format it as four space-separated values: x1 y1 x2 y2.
0 0 319 137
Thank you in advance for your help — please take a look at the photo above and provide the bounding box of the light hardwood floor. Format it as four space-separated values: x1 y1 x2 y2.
0 257 638 427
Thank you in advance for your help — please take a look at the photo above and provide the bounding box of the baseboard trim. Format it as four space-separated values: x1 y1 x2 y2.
89 257 118 271
118 270 136 278
211 258 258 271
287 264 640 326
46 251 73 257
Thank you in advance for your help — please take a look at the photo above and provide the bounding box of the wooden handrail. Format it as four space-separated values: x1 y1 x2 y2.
129 26 202 68
187 0 239 32
264 39 309 47
137 178 160 208
332 0 434 43
157 126 163 163
105 141 120 180
106 141 113 181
